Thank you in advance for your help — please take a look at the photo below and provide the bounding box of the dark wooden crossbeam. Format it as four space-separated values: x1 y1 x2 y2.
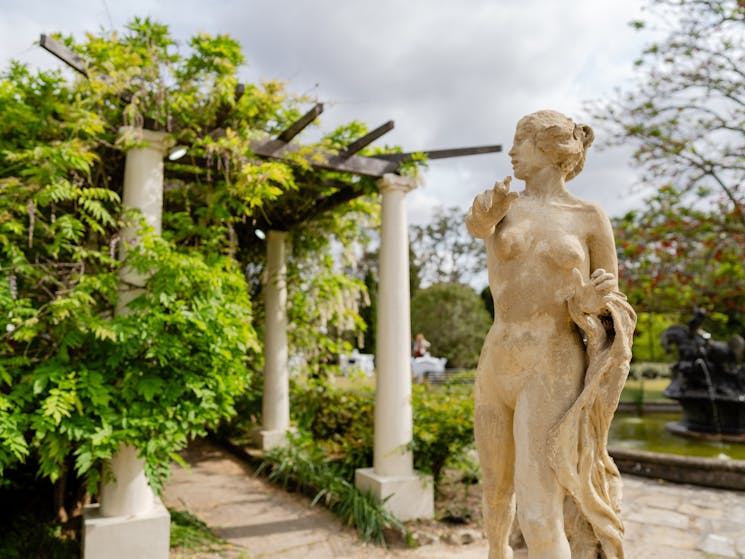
375 145 502 162
276 103 324 143
40 34 88 77
297 181 367 224
38 33 501 181
250 177 370 233
250 138 398 177
339 121 395 158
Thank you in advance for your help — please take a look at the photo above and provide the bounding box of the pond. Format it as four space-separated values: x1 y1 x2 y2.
609 411 745 461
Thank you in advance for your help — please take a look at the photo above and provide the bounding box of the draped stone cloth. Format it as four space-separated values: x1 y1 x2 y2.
548 291 637 559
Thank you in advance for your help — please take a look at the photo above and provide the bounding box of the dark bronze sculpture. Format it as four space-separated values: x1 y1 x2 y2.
662 309 745 438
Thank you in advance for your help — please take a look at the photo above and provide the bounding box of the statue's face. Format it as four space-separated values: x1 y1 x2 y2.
508 124 553 180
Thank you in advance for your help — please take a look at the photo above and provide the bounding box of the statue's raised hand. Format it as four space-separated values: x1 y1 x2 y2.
466 176 519 238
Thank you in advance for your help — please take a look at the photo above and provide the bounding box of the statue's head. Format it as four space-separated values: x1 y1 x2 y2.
512 110 594 182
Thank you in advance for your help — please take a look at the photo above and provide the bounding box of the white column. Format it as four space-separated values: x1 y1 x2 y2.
355 173 433 521
84 128 171 559
116 128 170 312
255 230 291 450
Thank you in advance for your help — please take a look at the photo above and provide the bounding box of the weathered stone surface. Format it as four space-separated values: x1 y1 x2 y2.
467 110 635 558
698 534 737 558
627 507 690 529
734 534 745 557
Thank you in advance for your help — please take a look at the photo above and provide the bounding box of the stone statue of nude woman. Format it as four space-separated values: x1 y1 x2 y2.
466 110 636 559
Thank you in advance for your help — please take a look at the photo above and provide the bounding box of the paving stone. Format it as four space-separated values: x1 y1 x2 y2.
735 534 745 557
679 502 724 519
698 534 737 558
637 525 699 549
626 542 714 559
636 492 682 510
627 507 690 529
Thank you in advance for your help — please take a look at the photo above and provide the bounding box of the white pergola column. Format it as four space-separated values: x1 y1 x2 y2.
355 173 433 521
254 230 291 450
83 128 171 559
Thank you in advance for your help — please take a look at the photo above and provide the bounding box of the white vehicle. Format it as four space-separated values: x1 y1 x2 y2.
339 349 375 377
411 353 447 383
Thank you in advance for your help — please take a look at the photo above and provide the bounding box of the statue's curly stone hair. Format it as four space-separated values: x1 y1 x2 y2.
516 110 594 181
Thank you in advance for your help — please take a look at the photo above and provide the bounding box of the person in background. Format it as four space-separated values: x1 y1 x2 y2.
413 333 430 357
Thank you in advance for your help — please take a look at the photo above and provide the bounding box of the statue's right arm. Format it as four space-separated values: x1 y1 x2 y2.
465 176 518 239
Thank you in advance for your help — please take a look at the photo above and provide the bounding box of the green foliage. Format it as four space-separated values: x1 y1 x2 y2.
0 513 78 559
412 382 474 484
287 377 475 486
620 377 671 405
1 16 411 519
0 19 303 509
614 186 745 329
1 226 258 494
0 469 79 559
291 379 374 474
169 509 227 554
261 434 405 545
285 211 378 374
632 313 678 362
411 283 491 368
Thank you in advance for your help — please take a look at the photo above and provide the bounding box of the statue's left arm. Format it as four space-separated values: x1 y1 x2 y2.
572 204 623 316
587 203 619 285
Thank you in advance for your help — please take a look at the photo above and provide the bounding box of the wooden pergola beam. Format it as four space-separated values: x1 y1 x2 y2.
40 34 88 77
339 120 395 158
375 144 502 162
250 138 398 177
276 103 324 143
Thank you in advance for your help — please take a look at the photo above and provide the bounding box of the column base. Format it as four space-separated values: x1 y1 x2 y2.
83 499 170 559
253 428 289 451
355 467 434 521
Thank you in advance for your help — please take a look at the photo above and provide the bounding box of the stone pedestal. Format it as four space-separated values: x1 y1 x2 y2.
355 468 434 521
83 128 171 558
355 174 433 520
83 501 170 559
255 230 291 450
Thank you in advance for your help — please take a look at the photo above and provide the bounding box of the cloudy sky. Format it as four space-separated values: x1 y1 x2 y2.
2 0 653 225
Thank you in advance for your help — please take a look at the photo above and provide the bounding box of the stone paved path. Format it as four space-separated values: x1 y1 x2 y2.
164 439 745 559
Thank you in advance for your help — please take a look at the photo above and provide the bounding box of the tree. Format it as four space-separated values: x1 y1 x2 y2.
613 186 745 331
410 205 486 288
597 0 744 221
410 283 491 369
596 0 745 329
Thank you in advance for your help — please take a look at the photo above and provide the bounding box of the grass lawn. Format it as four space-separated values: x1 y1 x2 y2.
620 378 674 404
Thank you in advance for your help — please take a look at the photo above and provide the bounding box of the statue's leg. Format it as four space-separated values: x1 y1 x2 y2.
513 383 574 559
475 400 516 559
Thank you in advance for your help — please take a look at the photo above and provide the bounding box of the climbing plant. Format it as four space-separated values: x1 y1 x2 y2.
0 18 397 517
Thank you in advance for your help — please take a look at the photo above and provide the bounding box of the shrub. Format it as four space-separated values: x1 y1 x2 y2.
1 233 259 511
412 383 474 484
288 378 475 486
291 379 374 477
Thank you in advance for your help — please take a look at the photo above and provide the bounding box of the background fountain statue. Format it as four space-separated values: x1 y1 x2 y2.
466 110 636 559
662 309 745 440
